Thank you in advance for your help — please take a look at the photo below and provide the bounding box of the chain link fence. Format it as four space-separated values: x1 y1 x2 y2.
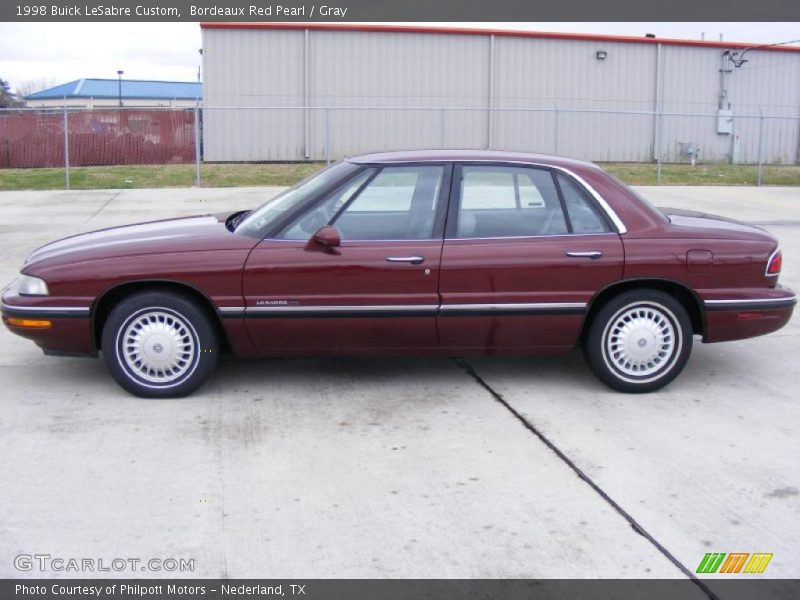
1 105 798 189
0 107 198 188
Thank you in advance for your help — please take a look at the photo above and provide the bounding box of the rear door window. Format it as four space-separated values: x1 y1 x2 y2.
455 166 567 238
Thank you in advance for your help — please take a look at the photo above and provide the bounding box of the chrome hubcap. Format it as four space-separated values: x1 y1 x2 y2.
120 310 196 384
605 305 676 378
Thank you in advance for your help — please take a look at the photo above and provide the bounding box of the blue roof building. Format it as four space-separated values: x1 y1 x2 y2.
25 78 202 107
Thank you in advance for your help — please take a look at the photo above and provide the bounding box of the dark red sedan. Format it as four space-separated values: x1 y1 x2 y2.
2 150 795 397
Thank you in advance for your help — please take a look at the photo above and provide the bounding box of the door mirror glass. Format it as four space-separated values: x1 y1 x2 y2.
306 225 341 253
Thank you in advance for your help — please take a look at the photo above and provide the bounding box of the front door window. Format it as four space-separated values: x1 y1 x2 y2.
279 165 445 241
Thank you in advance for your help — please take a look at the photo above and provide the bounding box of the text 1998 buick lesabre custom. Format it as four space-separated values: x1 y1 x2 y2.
2 150 795 397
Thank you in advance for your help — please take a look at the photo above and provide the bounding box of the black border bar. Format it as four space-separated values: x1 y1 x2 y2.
3 579 800 600
2 1 800 22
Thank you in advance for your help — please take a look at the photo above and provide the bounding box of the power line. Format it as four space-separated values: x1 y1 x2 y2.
725 38 800 68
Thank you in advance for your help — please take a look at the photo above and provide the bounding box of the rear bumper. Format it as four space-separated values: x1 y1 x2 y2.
702 287 796 343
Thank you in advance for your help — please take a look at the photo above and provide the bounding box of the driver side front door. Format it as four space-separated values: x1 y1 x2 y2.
242 163 451 353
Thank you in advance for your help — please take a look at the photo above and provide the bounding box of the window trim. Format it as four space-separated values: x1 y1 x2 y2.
326 167 382 225
551 171 574 233
444 232 620 242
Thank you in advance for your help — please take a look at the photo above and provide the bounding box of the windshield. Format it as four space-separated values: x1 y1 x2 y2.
235 161 360 237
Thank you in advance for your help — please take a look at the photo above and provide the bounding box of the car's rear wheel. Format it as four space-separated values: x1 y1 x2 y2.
585 290 692 393
101 291 218 398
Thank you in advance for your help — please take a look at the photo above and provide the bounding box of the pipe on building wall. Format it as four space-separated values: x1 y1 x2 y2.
487 34 495 150
553 105 559 155
718 50 731 109
194 104 201 186
757 109 765 185
325 102 331 165
653 43 663 162
304 28 310 159
796 99 800 164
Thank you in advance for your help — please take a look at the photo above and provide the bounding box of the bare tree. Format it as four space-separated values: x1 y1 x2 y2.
15 77 58 99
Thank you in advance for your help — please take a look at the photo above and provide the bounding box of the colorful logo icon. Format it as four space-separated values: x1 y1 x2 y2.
696 553 773 574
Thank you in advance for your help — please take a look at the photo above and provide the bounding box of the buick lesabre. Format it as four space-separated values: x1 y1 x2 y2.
2 150 794 397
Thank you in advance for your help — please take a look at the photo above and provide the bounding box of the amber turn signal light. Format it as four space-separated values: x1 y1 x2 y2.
5 317 52 329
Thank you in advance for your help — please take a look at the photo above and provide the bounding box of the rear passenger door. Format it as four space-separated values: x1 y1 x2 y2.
438 163 624 349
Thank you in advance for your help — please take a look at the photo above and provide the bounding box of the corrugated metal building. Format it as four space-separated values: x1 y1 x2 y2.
200 24 800 164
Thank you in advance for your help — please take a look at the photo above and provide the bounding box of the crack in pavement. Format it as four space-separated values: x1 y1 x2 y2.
215 405 230 579
84 191 123 224
452 357 720 600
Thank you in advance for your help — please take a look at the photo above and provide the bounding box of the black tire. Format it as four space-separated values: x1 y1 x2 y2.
584 289 693 393
101 290 218 398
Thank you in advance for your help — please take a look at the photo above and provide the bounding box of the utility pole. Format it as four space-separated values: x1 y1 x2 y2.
117 70 124 107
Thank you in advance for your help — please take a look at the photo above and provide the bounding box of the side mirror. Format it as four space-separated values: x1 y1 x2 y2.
306 225 341 254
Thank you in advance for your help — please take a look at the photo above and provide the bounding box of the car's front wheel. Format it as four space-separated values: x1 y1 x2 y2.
101 291 218 398
585 290 693 393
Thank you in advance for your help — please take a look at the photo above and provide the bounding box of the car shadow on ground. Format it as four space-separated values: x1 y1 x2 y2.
206 351 598 395
8 339 746 403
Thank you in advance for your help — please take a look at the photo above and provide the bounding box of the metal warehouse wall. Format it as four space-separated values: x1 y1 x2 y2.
201 26 800 164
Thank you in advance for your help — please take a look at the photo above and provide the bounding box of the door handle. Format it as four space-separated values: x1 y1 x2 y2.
566 251 603 259
386 256 425 264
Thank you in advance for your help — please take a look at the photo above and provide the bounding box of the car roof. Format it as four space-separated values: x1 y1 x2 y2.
345 149 599 171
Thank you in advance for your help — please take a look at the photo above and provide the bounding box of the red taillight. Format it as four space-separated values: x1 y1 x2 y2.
766 250 782 276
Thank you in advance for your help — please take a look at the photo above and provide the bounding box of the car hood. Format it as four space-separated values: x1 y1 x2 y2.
658 207 776 242
24 213 258 269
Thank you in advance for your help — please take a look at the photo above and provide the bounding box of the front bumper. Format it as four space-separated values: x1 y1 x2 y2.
1 283 96 356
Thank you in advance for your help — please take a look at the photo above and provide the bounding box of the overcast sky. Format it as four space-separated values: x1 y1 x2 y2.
2 22 799 93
